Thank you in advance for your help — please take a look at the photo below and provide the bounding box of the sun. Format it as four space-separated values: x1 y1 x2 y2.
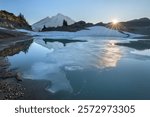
112 19 119 25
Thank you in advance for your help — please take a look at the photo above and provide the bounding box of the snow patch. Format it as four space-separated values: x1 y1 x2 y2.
17 26 143 39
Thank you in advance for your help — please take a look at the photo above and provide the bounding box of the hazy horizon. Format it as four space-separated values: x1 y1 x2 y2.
0 0 150 25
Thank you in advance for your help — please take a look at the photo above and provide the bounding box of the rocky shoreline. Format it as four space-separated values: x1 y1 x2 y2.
0 78 24 100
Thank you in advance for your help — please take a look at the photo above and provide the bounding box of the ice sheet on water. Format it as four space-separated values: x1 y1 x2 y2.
131 49 150 56
0 27 7 30
24 62 73 93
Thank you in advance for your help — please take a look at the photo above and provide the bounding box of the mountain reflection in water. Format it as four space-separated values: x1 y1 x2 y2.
36 39 122 69
0 39 33 57
1 37 150 99
0 39 33 79
43 38 87 46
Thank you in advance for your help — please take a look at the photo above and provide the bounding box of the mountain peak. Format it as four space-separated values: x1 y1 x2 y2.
41 16 51 21
45 16 51 19
32 13 75 31
56 13 64 17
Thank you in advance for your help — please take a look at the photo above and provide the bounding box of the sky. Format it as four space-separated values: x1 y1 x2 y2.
0 0 150 25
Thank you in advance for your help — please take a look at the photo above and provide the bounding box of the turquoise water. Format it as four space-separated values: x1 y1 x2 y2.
6 37 150 99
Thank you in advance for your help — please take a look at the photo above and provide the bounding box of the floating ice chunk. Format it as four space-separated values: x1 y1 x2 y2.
64 65 84 71
23 62 73 93
46 81 73 94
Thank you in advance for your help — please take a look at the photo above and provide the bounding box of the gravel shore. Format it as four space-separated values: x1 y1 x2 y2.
0 29 30 99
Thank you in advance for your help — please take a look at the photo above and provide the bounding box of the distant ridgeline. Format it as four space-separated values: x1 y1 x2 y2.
106 18 150 35
119 18 150 35
41 17 150 35
42 20 105 32
0 10 31 30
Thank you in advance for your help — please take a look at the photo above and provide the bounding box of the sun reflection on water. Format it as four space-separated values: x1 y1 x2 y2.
99 40 122 68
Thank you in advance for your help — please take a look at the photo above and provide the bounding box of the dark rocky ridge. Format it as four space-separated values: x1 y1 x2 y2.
0 10 31 30
117 18 150 35
42 20 107 32
121 18 150 27
42 21 94 32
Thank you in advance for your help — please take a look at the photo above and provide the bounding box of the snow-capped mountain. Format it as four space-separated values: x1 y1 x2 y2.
32 13 75 31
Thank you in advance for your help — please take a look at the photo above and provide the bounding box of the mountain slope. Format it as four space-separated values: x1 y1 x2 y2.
0 10 31 30
119 18 150 35
32 13 75 31
121 18 150 27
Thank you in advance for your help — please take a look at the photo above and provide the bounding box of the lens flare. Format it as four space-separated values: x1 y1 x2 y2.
106 18 127 31
112 19 119 25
